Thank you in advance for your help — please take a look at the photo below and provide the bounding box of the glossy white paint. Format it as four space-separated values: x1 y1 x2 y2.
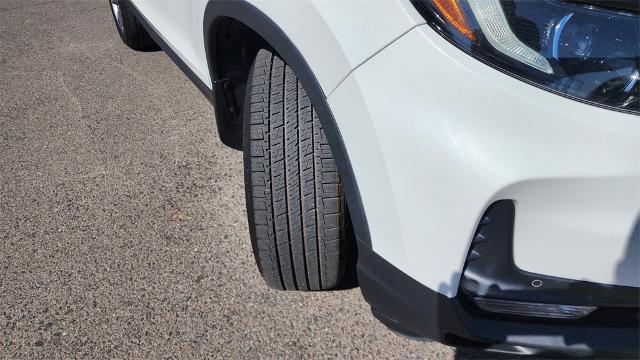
328 24 640 296
129 0 640 296
131 0 425 94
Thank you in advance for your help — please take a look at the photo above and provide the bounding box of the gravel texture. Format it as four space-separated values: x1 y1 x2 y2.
0 1 503 358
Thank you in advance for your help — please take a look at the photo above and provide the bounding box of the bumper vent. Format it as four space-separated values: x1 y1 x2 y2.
459 200 638 322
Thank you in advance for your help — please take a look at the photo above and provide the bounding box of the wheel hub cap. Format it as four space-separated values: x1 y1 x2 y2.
111 0 125 33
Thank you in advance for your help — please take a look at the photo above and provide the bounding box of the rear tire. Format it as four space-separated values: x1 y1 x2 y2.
109 0 159 51
243 49 347 291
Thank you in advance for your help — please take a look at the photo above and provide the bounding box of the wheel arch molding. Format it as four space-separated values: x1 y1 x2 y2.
202 0 372 249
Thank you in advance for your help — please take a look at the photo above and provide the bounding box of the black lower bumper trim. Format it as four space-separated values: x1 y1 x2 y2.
461 201 639 309
356 240 640 357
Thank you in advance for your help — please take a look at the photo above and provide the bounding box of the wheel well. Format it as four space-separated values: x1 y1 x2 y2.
209 18 360 286
203 1 372 253
210 17 272 150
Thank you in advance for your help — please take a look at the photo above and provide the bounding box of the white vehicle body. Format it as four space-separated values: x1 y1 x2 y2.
112 0 640 356
131 0 639 292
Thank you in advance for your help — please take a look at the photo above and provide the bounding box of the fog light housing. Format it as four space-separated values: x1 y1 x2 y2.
459 201 639 322
473 297 596 320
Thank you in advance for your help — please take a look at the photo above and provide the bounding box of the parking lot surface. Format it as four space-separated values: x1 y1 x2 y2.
1 1 503 358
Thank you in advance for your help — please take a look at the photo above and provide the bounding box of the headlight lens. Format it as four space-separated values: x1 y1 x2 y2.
413 0 640 113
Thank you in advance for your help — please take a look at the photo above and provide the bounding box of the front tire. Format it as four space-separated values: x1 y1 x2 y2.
243 49 347 291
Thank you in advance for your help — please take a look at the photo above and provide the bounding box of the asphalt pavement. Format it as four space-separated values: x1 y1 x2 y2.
1 1 505 358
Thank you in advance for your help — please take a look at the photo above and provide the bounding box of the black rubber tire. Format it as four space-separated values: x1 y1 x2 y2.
109 0 159 51
243 49 347 291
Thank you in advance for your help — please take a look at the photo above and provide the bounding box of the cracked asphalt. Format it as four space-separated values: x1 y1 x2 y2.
1 1 502 358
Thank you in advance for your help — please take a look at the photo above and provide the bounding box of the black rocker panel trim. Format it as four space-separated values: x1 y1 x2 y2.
129 3 214 104
202 0 372 249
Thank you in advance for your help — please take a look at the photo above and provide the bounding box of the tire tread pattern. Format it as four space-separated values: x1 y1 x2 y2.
245 50 345 291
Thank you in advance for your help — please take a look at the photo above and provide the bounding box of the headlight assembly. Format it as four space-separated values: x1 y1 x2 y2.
413 0 640 113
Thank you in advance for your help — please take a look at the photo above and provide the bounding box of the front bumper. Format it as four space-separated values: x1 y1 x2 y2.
357 241 640 357
327 24 640 295
327 21 640 356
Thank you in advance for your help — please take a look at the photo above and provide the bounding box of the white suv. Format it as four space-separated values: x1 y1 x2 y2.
109 0 640 356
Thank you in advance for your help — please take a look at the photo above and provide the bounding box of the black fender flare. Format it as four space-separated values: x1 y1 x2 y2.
203 0 372 249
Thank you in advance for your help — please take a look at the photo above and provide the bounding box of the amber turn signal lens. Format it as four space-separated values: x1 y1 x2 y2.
432 0 476 41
